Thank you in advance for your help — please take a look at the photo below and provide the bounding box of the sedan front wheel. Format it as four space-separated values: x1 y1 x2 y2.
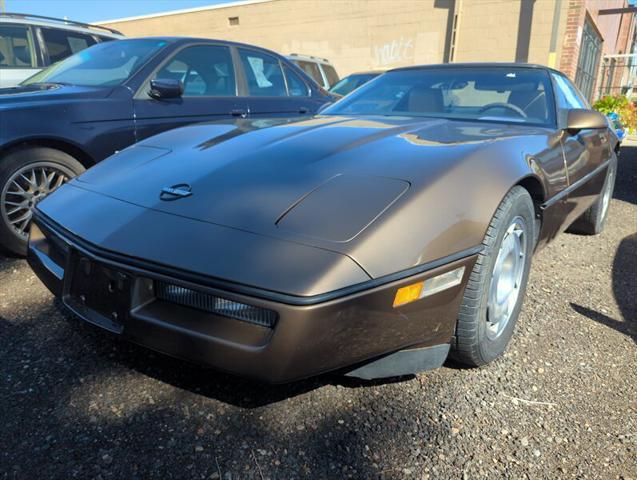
0 147 85 256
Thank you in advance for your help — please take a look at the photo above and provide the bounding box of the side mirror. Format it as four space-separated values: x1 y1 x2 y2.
566 108 608 132
149 78 183 100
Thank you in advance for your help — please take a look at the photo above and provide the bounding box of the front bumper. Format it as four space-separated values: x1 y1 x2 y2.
28 213 478 383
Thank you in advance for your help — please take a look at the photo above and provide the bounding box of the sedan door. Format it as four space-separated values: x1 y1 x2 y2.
551 73 612 227
133 44 248 142
237 48 326 118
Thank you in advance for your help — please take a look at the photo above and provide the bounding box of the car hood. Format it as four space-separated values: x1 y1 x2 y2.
69 115 549 277
0 83 113 108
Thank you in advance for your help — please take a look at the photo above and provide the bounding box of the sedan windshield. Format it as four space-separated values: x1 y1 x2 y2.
324 67 557 126
22 39 168 87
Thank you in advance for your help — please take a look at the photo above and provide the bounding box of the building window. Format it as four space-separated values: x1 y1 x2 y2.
228 16 239 26
574 19 602 101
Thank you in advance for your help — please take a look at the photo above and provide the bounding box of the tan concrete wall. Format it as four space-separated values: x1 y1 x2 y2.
103 0 452 77
102 0 634 85
452 0 570 66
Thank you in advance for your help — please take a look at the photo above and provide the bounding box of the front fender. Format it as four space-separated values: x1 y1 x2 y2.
341 132 561 278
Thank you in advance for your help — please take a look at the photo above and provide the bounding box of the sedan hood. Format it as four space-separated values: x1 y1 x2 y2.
0 83 113 108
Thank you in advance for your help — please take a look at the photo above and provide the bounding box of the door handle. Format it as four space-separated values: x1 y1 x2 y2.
230 109 247 117
299 107 309 114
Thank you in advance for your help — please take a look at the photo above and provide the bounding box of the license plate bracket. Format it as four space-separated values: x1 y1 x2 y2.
63 251 132 334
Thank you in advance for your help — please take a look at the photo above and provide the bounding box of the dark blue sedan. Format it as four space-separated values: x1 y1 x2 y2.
0 37 333 255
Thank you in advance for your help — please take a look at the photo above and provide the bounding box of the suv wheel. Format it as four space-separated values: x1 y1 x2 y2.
0 147 85 256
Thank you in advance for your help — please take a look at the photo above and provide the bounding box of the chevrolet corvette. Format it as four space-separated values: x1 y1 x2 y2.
28 64 618 382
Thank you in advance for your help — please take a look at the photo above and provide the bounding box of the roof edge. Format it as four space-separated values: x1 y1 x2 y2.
95 0 275 25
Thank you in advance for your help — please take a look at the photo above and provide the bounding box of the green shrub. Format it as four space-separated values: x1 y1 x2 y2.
593 94 637 133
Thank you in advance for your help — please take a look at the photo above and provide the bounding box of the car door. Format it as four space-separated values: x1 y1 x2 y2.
238 48 324 117
133 43 248 142
551 73 611 227
0 23 41 87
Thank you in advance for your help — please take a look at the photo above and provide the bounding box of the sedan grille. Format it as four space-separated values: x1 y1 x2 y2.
154 281 277 328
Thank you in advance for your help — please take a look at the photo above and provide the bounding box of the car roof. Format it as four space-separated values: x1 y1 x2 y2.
126 36 297 59
0 12 123 38
389 62 562 75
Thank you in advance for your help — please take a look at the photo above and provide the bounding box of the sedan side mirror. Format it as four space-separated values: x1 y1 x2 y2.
566 108 608 132
149 78 183 100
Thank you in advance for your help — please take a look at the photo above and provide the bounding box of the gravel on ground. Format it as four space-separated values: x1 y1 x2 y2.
1 144 636 479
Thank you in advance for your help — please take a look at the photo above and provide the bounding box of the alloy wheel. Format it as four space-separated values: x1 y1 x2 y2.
1 162 74 240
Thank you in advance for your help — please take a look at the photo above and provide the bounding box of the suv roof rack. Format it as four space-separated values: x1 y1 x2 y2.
0 12 123 35
288 53 330 63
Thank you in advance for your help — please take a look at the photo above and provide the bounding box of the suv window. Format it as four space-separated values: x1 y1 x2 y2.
0 24 37 68
321 64 339 87
41 28 96 64
284 66 309 96
295 60 323 85
156 45 236 97
239 49 287 96
551 73 589 109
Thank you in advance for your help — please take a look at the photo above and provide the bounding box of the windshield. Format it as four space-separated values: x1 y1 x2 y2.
324 67 557 126
330 73 379 96
22 39 168 87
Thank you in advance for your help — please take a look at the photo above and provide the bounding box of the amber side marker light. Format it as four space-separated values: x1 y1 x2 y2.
393 266 465 308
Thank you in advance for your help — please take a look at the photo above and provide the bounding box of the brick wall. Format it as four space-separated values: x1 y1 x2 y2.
558 0 635 98
559 0 586 81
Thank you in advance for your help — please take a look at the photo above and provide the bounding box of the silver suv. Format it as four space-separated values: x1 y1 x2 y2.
0 13 122 88
287 53 339 90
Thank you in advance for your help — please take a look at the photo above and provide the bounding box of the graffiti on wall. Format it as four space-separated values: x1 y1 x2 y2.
373 37 414 67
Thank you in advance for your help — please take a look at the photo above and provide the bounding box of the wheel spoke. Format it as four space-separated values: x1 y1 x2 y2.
52 173 66 190
6 205 27 216
8 209 32 225
9 179 26 193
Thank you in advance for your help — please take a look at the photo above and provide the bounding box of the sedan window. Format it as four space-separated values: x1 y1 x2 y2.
156 45 236 97
284 66 310 96
239 49 287 97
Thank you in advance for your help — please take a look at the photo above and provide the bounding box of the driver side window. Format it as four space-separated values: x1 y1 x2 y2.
156 45 237 97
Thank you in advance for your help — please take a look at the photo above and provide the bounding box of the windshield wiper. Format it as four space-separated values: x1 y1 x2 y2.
23 81 74 87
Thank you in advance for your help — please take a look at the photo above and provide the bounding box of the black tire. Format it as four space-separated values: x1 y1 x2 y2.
451 186 536 367
567 156 617 235
0 147 85 256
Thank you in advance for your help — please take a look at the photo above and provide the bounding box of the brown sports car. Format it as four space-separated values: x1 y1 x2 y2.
28 64 618 383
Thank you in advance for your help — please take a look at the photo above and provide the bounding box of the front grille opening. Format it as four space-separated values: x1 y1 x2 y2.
154 281 277 329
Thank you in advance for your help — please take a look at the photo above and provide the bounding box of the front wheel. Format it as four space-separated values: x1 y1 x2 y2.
451 186 536 366
0 147 85 256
